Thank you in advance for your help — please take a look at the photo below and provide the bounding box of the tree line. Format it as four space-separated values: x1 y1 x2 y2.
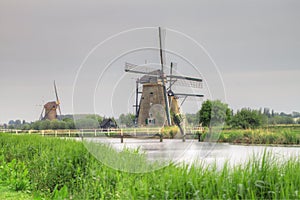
2 101 300 130
192 100 300 129
3 114 134 130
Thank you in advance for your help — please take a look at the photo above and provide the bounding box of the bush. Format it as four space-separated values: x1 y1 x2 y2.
231 108 264 129
161 126 179 138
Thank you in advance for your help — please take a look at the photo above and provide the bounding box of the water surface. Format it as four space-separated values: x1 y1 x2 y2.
82 138 300 167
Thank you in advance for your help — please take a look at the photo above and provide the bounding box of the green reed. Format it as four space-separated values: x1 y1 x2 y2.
0 133 299 199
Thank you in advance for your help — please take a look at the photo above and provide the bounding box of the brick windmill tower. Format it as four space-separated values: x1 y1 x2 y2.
125 27 203 129
39 81 62 120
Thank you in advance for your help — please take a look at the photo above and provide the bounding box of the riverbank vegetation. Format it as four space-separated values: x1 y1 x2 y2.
217 126 300 145
1 133 300 199
187 100 300 128
3 102 300 131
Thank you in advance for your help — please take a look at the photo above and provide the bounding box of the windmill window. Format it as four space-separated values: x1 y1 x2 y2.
150 92 153 95
147 118 155 125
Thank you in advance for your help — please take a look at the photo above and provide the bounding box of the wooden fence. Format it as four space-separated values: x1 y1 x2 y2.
0 126 204 143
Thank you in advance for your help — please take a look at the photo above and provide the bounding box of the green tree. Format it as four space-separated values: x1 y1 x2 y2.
31 121 41 130
75 118 99 129
85 114 103 124
50 120 60 130
39 120 51 130
197 100 231 129
231 108 264 129
292 111 300 118
63 118 75 129
198 100 212 127
58 121 67 129
14 119 22 129
185 113 198 125
269 115 294 125
21 124 31 130
118 113 135 127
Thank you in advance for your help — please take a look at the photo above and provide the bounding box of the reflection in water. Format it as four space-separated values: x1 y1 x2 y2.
83 138 300 168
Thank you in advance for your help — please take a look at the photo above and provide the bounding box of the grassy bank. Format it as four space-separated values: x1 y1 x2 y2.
0 184 32 200
0 133 300 199
217 126 300 145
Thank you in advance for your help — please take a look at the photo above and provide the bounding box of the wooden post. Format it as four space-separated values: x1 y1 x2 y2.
159 128 163 142
198 132 201 142
120 129 124 143
16 130 18 134
42 130 44 136
55 130 57 137
94 129 97 137
182 134 186 142
69 130 71 137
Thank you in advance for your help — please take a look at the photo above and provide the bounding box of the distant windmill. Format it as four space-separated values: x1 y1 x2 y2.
125 27 204 128
39 81 62 120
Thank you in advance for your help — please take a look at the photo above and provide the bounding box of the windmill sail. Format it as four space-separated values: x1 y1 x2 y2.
54 81 62 117
39 81 62 121
39 107 45 120
124 26 204 128
158 27 171 126
158 27 166 72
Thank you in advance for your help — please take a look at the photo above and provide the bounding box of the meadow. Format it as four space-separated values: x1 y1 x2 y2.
0 133 300 199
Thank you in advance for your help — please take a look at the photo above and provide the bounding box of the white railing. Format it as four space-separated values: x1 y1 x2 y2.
0 126 204 143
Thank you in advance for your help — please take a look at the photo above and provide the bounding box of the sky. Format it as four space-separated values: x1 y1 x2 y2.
0 0 299 123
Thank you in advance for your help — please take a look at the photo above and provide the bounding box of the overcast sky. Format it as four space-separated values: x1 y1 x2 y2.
0 0 299 123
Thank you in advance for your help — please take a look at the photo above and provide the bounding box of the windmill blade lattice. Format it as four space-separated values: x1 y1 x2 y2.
54 81 62 116
167 77 203 88
125 62 159 75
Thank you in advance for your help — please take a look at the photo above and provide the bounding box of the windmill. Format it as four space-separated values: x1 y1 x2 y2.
39 81 62 121
125 27 204 130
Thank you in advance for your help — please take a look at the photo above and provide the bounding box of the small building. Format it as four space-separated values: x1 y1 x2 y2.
100 118 118 129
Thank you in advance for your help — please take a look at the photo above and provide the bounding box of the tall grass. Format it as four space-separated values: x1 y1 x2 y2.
219 127 300 144
0 133 300 199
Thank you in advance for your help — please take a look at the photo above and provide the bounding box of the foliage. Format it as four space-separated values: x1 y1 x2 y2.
75 118 99 129
0 184 32 200
219 127 300 144
7 115 101 130
0 156 30 192
85 114 103 124
185 113 198 126
171 112 183 127
118 113 135 127
0 134 300 199
62 118 75 129
231 108 265 129
161 126 179 138
198 100 231 127
268 115 295 125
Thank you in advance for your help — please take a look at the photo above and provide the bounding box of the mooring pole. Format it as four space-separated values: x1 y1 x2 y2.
198 132 201 142
120 129 124 143
135 79 139 126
